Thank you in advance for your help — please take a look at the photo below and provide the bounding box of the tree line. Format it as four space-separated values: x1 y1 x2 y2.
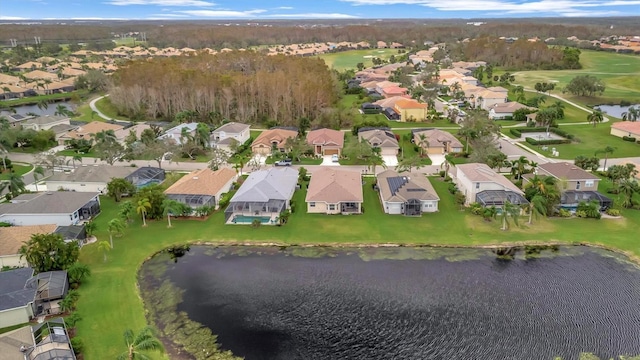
109 51 338 125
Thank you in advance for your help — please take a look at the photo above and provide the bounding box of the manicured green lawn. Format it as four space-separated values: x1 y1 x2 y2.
0 164 32 180
75 175 640 360
94 96 130 121
512 50 640 104
57 149 96 158
318 49 400 71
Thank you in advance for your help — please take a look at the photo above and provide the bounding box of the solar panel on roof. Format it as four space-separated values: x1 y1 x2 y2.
406 188 426 192
387 176 408 195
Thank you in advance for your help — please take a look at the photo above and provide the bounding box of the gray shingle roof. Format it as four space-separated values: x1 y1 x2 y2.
0 267 35 311
0 192 99 215
46 165 135 184
214 122 250 134
230 168 298 203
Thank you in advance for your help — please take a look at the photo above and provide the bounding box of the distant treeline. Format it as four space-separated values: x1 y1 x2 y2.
1 19 639 49
109 51 338 124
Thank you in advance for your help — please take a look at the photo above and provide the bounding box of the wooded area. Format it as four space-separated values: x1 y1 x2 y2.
109 51 339 124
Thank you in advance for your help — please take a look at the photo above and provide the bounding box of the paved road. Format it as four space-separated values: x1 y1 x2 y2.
89 94 118 121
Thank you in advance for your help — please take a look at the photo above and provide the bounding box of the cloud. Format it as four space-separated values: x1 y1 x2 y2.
340 0 640 16
147 13 190 17
0 16 27 20
266 13 359 18
106 0 215 6
177 9 267 17
276 6 294 9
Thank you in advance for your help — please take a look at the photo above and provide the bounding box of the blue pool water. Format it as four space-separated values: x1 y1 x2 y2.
232 215 272 224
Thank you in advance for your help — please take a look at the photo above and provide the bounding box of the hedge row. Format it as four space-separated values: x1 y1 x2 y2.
525 137 572 145
623 136 637 142
510 127 577 142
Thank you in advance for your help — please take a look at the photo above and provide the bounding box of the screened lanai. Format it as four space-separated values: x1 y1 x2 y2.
224 199 287 223
166 193 215 208
476 190 529 207
28 318 76 360
125 166 165 188
25 271 68 316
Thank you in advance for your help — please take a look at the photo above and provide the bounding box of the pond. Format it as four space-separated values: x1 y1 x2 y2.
0 100 75 117
594 104 639 119
140 246 640 360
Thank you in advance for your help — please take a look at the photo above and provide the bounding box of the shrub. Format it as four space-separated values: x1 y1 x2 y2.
454 191 466 206
622 136 636 142
558 209 572 217
447 183 458 194
510 129 522 137
605 208 621 216
70 337 84 354
470 202 483 215
251 219 261 228
525 137 571 145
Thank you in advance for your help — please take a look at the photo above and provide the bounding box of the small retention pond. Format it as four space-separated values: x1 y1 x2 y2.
139 246 640 360
595 104 639 119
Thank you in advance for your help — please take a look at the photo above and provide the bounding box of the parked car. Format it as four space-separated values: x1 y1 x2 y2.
275 159 292 166
331 154 339 162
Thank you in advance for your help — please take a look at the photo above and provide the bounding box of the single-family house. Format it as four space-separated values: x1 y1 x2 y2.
394 99 427 122
113 123 151 145
0 224 57 268
0 84 33 99
477 90 508 111
21 115 71 131
225 167 298 224
413 129 463 154
381 85 409 98
57 121 124 145
157 123 199 145
251 128 298 155
488 102 532 120
358 128 399 156
0 268 68 328
361 102 382 114
610 121 640 139
306 168 363 214
0 192 101 226
533 162 612 211
377 170 440 215
453 163 528 206
22 70 57 82
165 167 237 209
306 128 344 156
211 122 251 152
2 113 35 128
44 165 136 193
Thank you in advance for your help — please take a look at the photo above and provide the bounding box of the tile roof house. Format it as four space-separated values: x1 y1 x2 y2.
532 162 612 211
57 121 124 145
488 102 533 119
381 85 409 98
165 167 237 209
358 128 399 156
211 122 251 152
251 128 298 155
45 165 136 193
413 129 463 154
22 70 57 82
0 225 57 268
476 90 508 111
377 170 440 215
0 192 101 226
157 123 199 145
453 163 528 206
113 123 151 144
225 167 298 224
610 121 640 139
393 99 427 122
306 128 345 156
21 115 71 131
306 168 363 214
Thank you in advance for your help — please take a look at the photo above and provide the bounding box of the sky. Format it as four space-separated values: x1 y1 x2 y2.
1 0 640 20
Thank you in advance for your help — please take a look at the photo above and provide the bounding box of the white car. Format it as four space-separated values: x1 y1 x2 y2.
331 154 339 162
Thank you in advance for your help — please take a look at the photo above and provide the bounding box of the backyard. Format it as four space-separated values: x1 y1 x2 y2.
74 176 640 359
318 48 401 71
0 163 32 180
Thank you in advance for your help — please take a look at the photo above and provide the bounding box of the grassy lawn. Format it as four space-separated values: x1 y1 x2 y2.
75 174 640 359
265 155 323 165
512 50 640 105
318 49 401 71
524 121 640 160
0 90 88 107
73 102 99 122
94 96 130 121
0 164 32 180
57 149 97 158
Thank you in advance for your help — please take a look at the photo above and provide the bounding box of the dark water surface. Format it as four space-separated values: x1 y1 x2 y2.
146 246 640 360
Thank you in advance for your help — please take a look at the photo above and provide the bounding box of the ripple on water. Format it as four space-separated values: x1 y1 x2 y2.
146 246 640 360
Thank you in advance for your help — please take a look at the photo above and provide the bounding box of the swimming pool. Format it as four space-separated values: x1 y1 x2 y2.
231 215 273 224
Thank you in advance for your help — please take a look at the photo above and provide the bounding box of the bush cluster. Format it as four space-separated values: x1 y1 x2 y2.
525 137 571 145
622 136 636 142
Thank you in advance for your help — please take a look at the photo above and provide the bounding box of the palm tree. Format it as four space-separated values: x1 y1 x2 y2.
621 106 640 122
500 200 520 231
136 198 151 226
32 165 45 191
440 154 454 178
97 241 111 262
0 172 26 198
71 154 82 169
119 200 135 223
510 156 530 180
618 179 640 208
84 220 97 238
55 104 73 117
162 199 183 228
107 218 126 248
587 109 604 127
528 194 547 225
117 327 164 360
36 99 49 111
417 134 427 156
232 154 249 176
195 123 210 149
595 146 615 171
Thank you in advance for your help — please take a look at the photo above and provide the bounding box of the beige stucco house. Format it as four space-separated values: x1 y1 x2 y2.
306 168 363 214
251 128 298 155
377 170 440 215
358 129 399 156
413 129 463 154
393 99 427 122
453 163 528 206
610 121 640 139
306 128 344 156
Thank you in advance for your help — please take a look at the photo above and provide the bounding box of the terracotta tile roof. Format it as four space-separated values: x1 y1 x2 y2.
59 121 124 141
456 163 524 194
306 128 344 147
306 168 363 203
413 129 462 149
0 73 20 85
0 225 57 256
23 70 57 81
395 99 427 109
164 168 236 196
538 162 599 181
490 102 532 113
252 129 298 148
612 121 640 134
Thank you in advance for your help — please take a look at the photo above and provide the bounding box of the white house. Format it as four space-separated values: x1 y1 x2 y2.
44 165 135 193
0 192 101 226
488 102 532 120
158 123 199 145
453 163 528 207
477 89 508 111
377 170 440 215
211 122 251 152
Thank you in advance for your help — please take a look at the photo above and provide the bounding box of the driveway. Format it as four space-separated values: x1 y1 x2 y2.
321 155 340 166
382 155 398 167
429 154 445 166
